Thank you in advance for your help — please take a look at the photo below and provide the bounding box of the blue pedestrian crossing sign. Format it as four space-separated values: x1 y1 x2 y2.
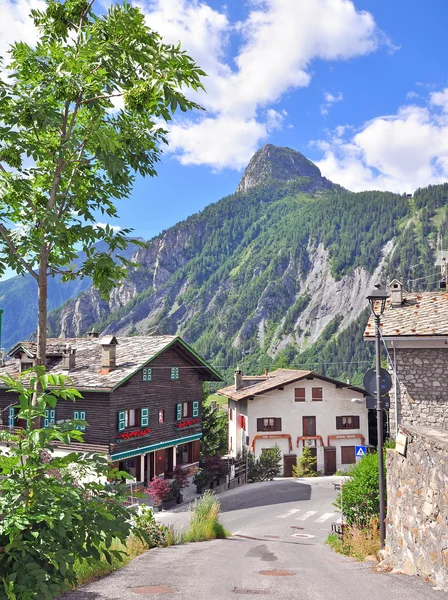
355 445 367 458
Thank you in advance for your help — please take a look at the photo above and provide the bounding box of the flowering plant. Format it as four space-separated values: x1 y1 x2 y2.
145 476 172 506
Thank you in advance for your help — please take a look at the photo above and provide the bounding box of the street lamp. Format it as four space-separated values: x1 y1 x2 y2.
366 285 389 549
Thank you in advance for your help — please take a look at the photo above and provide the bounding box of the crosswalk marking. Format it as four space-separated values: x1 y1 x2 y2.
296 510 317 521
276 509 301 519
314 512 335 523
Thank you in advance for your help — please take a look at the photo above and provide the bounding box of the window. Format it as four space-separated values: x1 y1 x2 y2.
159 409 165 423
240 415 247 431
229 408 233 421
44 409 56 428
312 387 323 401
73 410 86 431
117 408 144 431
21 362 33 372
336 416 360 430
182 402 190 418
341 446 356 464
302 416 316 436
257 417 282 432
294 388 306 402
171 367 180 380
142 367 152 382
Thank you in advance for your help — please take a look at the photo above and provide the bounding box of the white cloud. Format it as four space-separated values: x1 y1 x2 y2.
138 0 387 169
314 95 448 192
94 223 122 233
321 91 343 115
430 88 448 113
0 0 44 67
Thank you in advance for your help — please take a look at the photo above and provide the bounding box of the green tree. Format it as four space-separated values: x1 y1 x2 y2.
0 0 205 369
333 452 385 527
201 391 228 457
292 447 317 477
0 368 144 600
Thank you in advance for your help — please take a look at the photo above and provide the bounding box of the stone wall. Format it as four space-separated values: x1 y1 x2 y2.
382 425 448 591
388 348 448 437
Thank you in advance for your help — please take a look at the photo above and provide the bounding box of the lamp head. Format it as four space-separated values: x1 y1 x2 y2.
366 286 389 317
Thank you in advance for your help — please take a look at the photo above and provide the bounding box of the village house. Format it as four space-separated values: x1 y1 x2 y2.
0 333 222 482
217 368 368 475
364 279 448 436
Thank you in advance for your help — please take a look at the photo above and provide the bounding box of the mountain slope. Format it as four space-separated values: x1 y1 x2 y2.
44 144 448 386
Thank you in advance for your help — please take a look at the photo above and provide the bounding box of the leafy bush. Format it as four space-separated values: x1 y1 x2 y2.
248 445 282 482
183 491 229 542
173 466 190 490
333 452 385 527
133 507 171 549
0 369 142 600
292 448 318 477
202 455 228 479
192 469 214 488
145 477 172 505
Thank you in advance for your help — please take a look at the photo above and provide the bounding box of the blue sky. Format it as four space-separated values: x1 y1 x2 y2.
2 0 448 279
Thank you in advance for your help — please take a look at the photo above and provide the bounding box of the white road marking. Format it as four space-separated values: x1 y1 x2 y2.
276 509 301 519
314 512 336 523
296 510 317 521
232 531 241 535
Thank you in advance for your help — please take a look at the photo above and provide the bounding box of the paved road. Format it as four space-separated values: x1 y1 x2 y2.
61 478 447 599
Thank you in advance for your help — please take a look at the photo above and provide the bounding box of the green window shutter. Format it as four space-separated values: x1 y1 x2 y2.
192 401 199 418
176 403 182 421
143 368 152 382
49 410 56 425
74 410 80 431
8 407 15 427
118 411 126 432
141 407 149 427
80 411 86 431
171 367 179 380
44 409 49 428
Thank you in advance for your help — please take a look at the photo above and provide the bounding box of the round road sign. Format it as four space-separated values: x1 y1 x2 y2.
363 368 392 396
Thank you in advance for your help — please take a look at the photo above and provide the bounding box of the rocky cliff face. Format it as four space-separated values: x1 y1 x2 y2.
236 144 326 193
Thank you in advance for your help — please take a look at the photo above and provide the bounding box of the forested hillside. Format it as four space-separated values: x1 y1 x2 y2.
12 146 448 386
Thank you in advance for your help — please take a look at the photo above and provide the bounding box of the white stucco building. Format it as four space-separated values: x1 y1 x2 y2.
218 368 369 475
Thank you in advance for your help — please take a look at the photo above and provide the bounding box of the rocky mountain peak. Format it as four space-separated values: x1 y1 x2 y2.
236 144 322 194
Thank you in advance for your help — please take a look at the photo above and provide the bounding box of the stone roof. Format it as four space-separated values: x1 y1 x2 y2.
217 368 364 401
0 336 222 390
364 291 448 338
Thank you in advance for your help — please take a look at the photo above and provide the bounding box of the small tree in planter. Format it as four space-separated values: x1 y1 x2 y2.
202 455 228 485
192 469 213 494
145 477 172 511
173 466 189 503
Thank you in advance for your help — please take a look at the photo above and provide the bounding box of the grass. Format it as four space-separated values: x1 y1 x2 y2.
326 518 380 562
205 393 228 408
183 491 230 543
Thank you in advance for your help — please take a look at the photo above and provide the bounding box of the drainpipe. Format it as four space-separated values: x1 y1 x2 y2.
392 341 398 439
0 308 3 350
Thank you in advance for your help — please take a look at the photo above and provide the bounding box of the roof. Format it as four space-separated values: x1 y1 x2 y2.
0 336 222 390
364 291 448 338
216 368 365 401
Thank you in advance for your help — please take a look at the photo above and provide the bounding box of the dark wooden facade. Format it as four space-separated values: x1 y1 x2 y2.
0 341 214 479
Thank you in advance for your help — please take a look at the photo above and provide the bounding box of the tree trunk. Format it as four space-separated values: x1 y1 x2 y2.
33 245 48 413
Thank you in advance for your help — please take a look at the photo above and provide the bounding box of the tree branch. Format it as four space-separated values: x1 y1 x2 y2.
0 224 38 280
79 92 123 105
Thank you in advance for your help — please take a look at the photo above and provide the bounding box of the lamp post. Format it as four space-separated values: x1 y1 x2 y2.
366 286 389 549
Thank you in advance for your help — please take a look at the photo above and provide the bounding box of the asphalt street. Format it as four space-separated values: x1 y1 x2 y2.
61 478 448 599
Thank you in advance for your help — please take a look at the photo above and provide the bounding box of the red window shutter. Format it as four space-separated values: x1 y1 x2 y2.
240 415 246 430
275 418 282 431
257 418 263 432
312 387 323 401
229 409 233 421
354 416 360 429
336 416 343 430
294 388 305 402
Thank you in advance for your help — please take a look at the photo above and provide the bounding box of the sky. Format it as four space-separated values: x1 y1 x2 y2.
1 0 448 280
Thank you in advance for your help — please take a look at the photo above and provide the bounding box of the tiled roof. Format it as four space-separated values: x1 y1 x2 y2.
0 336 221 390
217 368 364 401
364 292 448 338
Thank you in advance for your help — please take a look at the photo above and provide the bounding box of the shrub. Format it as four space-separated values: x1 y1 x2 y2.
173 466 190 490
248 445 282 482
145 477 172 505
333 451 384 527
202 455 227 479
183 491 229 542
0 369 143 600
326 518 380 561
133 506 171 548
292 448 318 477
192 469 214 488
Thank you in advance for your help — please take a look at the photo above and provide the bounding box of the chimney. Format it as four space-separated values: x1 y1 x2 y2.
235 366 243 390
87 329 99 339
389 279 403 308
62 344 76 371
101 336 118 373
264 368 269 376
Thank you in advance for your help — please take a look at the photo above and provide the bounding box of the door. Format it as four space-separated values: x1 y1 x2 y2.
303 416 316 436
164 447 174 477
324 447 336 475
283 454 297 477
155 449 166 476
